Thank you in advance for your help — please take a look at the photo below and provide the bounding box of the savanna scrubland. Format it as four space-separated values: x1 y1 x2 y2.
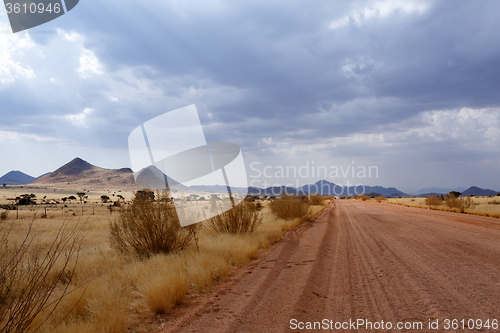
0 191 328 333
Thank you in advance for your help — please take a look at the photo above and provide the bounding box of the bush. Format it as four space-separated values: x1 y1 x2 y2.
110 191 192 259
355 194 370 201
425 195 443 206
0 219 83 332
309 194 324 205
445 194 474 211
0 211 8 221
206 200 262 234
269 195 310 220
375 196 387 203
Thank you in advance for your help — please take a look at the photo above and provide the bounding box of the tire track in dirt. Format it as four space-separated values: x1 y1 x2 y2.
155 200 500 332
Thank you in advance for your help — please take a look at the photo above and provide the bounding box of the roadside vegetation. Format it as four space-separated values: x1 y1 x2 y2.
269 195 311 220
388 193 500 218
0 191 329 332
355 194 370 201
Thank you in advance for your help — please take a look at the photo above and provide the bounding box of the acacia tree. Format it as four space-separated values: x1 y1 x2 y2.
76 192 86 216
76 192 86 204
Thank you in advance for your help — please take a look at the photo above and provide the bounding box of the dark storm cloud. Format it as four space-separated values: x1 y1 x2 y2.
1 0 500 170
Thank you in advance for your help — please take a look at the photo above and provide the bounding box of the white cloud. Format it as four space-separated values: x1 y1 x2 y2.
64 108 95 126
330 0 430 29
414 108 500 147
263 137 274 145
264 107 500 157
0 130 61 143
76 48 103 78
0 20 36 85
63 31 82 42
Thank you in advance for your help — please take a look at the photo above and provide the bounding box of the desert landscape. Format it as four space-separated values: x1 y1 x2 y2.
3 1 500 332
1 158 500 332
0 159 330 332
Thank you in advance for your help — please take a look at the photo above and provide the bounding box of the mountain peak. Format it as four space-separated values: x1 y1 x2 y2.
30 157 136 190
50 157 96 177
0 170 36 185
462 186 498 197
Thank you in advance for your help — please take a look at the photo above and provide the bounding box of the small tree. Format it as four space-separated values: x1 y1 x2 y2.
16 194 36 206
101 195 110 203
76 192 86 204
449 191 462 198
2 184 6 188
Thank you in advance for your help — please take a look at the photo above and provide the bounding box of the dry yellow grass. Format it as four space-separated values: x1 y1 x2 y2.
0 195 328 333
388 196 500 218
355 194 370 201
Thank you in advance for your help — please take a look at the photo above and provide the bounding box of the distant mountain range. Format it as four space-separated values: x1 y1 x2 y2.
412 187 467 195
301 180 405 197
413 186 499 197
0 158 499 197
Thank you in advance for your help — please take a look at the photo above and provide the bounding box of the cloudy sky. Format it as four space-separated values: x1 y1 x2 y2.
1 0 499 193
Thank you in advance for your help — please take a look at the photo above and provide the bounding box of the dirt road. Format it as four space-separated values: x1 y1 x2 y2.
157 200 500 332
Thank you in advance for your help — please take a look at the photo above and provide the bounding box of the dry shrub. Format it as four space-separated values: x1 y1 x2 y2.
110 191 192 259
0 211 8 221
0 219 84 333
375 196 387 203
206 201 262 234
309 194 324 205
425 195 443 206
269 195 311 220
244 196 255 202
355 194 370 201
445 194 474 211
